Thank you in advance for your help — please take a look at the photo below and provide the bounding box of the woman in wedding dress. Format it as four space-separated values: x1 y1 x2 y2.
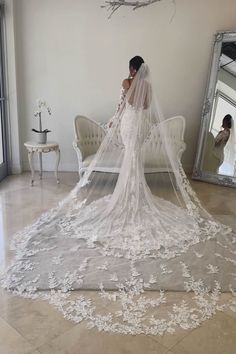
213 114 232 173
1 57 236 335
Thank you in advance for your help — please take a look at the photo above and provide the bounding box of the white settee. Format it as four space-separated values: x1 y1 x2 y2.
73 115 186 178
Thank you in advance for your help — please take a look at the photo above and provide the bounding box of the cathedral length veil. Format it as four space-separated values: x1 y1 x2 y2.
1 63 236 335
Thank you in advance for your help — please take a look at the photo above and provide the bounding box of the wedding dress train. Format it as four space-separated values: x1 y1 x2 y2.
1 64 236 335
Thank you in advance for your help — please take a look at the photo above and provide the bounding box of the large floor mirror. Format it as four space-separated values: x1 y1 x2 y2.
193 31 236 187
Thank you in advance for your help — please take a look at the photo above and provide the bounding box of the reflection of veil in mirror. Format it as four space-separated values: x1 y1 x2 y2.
215 115 235 175
225 117 235 171
1 63 236 335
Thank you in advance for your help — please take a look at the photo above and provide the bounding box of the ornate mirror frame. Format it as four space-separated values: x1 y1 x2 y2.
193 31 236 187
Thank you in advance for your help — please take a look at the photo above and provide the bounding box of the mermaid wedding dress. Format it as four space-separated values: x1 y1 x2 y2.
1 64 236 335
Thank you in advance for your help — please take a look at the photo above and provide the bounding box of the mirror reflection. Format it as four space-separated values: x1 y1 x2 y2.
203 42 236 177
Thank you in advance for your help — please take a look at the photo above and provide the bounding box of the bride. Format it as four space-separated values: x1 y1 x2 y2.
1 56 236 335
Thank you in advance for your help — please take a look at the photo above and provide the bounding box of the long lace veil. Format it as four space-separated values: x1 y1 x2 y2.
226 117 236 172
1 63 236 335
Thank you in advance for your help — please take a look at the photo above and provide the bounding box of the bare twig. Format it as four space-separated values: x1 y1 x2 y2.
101 0 163 18
169 0 176 23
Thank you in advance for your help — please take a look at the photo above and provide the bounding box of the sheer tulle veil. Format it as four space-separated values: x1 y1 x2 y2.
227 116 235 168
1 63 236 335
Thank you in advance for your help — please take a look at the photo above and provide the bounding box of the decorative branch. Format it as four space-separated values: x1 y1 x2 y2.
101 0 163 18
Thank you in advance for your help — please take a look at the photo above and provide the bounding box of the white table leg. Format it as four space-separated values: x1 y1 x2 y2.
38 152 43 179
28 150 35 186
55 148 60 183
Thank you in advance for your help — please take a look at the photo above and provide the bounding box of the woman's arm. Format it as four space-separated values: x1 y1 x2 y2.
122 78 131 93
108 81 127 128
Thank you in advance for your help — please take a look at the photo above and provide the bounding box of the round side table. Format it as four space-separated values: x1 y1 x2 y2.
24 141 60 186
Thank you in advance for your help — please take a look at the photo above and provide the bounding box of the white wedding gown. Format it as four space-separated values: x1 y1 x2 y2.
1 64 236 335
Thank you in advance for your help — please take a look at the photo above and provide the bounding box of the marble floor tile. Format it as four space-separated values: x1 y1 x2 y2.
0 172 236 353
214 214 236 230
172 312 236 354
190 180 236 216
0 172 78 267
152 328 193 350
39 322 168 354
0 290 75 349
0 316 34 354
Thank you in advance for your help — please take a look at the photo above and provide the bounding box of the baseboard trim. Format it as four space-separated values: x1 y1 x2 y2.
22 160 193 174
11 163 23 174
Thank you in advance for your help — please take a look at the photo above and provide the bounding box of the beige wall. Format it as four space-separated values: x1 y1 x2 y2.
8 0 236 172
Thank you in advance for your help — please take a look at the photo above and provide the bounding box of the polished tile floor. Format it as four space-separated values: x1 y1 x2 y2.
0 172 236 354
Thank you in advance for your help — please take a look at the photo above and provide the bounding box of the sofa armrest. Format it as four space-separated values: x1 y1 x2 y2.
177 141 186 158
73 139 83 162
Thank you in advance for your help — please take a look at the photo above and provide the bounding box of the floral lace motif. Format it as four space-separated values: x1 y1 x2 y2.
1 94 236 336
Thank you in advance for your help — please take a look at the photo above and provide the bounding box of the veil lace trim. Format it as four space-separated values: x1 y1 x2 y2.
1 63 236 335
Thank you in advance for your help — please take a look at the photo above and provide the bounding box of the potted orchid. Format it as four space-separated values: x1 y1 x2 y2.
32 99 52 144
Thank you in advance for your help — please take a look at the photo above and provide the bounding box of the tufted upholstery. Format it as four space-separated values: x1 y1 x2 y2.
73 116 106 160
73 115 186 177
143 116 186 172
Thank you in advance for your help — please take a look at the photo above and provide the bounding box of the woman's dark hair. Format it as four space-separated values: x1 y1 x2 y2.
129 56 144 71
223 114 232 129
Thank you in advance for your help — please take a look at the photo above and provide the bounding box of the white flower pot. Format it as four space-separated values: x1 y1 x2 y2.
35 131 47 144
